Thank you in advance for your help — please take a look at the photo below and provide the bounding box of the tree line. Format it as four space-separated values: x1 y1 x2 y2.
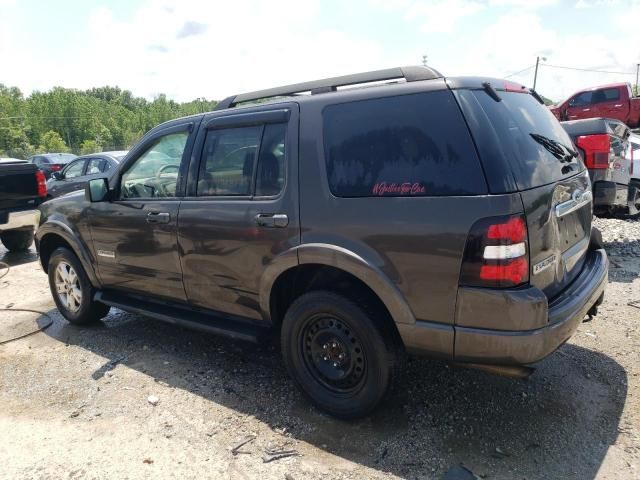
0 84 218 159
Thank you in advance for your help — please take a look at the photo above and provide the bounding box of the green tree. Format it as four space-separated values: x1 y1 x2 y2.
38 130 70 152
79 139 101 155
0 83 219 156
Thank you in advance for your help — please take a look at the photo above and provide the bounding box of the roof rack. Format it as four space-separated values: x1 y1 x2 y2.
213 65 443 111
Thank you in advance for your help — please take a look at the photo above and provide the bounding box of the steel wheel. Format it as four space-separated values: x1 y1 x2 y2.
301 314 367 395
54 261 82 313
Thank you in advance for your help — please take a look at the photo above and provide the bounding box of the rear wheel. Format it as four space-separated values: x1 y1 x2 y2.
281 291 401 419
48 247 110 324
0 229 34 252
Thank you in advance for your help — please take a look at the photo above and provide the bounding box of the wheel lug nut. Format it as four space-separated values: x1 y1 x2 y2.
338 354 344 360
323 344 328 349
333 362 338 367
332 342 337 348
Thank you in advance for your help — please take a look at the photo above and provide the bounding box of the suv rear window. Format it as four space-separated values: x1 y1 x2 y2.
323 91 487 197
456 89 584 191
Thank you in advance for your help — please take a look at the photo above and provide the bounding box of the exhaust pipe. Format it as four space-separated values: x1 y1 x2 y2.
453 362 535 379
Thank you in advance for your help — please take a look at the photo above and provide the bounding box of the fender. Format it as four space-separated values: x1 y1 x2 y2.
36 220 101 288
259 243 417 326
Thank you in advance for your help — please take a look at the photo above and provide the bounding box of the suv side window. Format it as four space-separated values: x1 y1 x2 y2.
256 123 286 196
121 132 188 199
197 126 262 196
64 160 85 179
323 91 487 197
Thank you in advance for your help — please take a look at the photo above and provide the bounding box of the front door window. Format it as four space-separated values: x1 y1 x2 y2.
120 132 188 199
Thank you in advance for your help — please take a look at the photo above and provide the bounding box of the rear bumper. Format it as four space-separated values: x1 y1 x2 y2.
400 248 608 364
453 248 608 365
592 180 630 209
0 209 40 232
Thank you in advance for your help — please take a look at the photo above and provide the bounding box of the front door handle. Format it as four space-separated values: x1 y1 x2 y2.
255 213 288 228
146 211 171 224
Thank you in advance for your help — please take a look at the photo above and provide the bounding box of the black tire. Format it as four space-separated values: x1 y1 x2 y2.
1 229 34 252
48 247 110 325
281 291 401 419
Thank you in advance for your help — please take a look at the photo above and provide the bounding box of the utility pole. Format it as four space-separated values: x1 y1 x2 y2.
533 56 547 91
636 63 639 96
422 55 428 67
533 56 540 91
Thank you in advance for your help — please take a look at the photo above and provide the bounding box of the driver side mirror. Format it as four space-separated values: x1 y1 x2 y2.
51 171 63 180
86 177 110 202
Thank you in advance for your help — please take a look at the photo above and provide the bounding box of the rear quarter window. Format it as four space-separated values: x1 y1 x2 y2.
323 91 487 197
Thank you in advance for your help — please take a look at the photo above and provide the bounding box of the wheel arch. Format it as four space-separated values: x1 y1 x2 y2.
261 243 416 331
37 221 100 287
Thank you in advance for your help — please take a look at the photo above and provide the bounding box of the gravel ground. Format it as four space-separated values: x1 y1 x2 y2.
0 218 639 480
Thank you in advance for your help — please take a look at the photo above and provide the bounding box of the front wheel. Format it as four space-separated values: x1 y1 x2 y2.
1 229 34 252
48 247 110 324
281 291 401 419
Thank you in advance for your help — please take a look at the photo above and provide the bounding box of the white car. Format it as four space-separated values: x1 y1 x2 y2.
629 133 640 182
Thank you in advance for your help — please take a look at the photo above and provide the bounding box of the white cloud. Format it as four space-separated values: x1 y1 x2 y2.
2 0 639 105
488 0 558 7
404 0 486 33
31 0 391 101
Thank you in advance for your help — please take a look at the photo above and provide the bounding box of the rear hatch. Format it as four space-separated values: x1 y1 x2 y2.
453 82 591 299
0 162 40 217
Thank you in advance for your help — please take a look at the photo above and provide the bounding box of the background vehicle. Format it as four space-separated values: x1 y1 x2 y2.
29 153 77 179
550 83 640 128
46 151 127 198
36 67 607 418
0 159 46 251
562 118 637 216
628 133 640 184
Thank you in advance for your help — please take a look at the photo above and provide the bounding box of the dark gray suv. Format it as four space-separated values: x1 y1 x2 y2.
35 66 608 418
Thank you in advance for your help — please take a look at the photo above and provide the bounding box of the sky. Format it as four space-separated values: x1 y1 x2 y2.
0 0 639 104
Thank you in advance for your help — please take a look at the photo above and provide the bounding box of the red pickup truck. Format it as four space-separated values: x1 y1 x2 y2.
550 83 640 128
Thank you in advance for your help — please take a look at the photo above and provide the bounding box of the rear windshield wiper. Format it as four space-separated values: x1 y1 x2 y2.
530 133 578 163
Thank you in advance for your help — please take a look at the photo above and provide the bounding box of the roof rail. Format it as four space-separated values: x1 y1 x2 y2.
213 65 443 111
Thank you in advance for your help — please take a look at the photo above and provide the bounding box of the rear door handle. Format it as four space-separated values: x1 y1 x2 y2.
614 104 623 108
146 211 171 224
255 213 288 228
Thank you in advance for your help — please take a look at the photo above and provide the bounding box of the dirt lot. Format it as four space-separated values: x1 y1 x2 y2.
0 218 639 480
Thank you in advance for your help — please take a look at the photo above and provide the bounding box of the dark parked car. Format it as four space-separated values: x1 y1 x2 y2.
29 153 77 179
35 66 608 418
562 118 637 216
46 151 127 198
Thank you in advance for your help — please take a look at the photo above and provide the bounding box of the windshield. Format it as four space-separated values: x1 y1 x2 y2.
462 90 585 190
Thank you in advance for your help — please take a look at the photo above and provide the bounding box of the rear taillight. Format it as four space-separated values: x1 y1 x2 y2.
460 214 529 288
576 134 610 169
35 170 47 197
50 164 63 171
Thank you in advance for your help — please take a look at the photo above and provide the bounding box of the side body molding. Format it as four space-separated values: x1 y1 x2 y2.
36 219 101 287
